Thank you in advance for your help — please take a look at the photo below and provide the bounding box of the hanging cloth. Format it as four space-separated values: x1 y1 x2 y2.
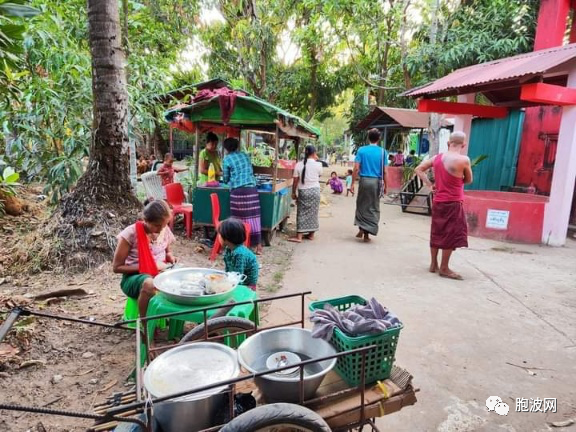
135 221 159 277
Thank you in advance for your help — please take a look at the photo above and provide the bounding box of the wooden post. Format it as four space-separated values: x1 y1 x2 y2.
418 129 423 156
274 125 279 189
194 123 200 187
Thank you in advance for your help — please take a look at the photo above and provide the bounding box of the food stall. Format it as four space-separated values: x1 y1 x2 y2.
164 82 320 245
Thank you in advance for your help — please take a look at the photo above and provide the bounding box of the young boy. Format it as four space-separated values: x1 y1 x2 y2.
157 153 187 186
345 169 354 196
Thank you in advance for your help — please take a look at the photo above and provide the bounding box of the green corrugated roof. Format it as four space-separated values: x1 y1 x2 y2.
164 92 320 138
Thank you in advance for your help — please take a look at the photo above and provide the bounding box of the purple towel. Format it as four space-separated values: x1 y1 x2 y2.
310 298 401 341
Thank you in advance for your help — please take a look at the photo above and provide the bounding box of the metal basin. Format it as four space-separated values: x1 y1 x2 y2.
144 342 239 432
237 328 336 403
153 267 238 306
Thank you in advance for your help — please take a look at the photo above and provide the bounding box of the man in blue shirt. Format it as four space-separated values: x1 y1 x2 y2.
351 128 388 242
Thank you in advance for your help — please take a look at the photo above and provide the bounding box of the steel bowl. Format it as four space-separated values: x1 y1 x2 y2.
237 327 337 403
153 267 238 306
144 342 239 432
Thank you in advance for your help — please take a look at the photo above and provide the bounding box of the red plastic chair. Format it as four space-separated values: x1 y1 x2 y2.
165 183 193 238
210 193 222 261
209 193 251 261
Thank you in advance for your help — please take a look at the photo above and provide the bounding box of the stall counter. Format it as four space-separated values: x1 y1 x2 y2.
192 184 292 246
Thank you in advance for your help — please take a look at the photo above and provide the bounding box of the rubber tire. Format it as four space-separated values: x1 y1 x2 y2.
179 316 256 344
220 403 331 432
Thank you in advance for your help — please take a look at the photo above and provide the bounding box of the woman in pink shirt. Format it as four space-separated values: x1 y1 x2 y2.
113 201 177 318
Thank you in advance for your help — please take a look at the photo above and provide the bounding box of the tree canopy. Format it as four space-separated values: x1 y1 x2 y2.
1 0 539 202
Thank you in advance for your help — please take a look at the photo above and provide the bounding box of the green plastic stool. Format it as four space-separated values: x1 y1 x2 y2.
146 285 259 342
122 297 166 330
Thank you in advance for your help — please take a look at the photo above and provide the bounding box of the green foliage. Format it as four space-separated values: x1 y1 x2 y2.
0 0 39 100
471 154 489 168
247 145 273 167
179 155 196 201
402 156 423 184
0 164 21 215
0 0 201 202
405 0 538 85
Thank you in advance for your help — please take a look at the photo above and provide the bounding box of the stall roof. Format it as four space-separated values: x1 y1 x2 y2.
402 43 576 107
156 78 248 104
165 89 321 139
356 106 451 129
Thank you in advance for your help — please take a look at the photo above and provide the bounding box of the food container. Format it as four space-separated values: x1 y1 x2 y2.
143 342 239 432
205 272 247 294
153 268 241 306
237 328 336 403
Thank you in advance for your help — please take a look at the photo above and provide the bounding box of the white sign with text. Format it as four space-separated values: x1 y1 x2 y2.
486 209 510 230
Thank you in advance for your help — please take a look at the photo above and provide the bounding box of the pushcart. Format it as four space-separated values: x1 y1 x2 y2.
0 292 417 431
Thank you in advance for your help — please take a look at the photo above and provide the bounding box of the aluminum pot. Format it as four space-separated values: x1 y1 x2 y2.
153 267 239 306
143 342 239 432
237 327 337 403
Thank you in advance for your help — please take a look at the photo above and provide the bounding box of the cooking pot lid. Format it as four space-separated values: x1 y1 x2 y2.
144 342 239 400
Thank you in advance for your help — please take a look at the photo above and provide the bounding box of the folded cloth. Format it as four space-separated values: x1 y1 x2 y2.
310 298 402 341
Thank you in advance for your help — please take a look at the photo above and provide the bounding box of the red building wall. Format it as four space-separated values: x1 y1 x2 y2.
515 106 562 194
515 0 573 196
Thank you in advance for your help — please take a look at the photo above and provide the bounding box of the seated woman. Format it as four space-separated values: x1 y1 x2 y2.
113 201 177 319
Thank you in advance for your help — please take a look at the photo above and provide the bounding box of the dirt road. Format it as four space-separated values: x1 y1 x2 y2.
270 187 576 432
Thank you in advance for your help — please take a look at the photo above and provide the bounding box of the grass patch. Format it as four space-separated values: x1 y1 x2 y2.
273 270 284 283
266 283 279 293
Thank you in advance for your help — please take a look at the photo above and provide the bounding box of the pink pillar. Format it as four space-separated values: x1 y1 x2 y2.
542 67 576 245
454 94 475 155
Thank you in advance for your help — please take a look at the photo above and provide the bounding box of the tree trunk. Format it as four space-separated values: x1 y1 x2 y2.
428 113 442 156
427 0 441 156
53 0 140 270
305 44 318 122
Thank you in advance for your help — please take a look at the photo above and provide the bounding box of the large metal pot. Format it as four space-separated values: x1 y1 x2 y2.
153 267 239 306
237 328 337 403
143 342 239 432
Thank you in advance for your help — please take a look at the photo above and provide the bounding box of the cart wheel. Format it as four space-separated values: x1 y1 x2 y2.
262 229 275 247
278 217 288 232
179 316 256 348
220 403 331 432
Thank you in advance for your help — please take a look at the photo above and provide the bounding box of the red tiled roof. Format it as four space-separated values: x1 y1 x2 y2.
403 43 576 101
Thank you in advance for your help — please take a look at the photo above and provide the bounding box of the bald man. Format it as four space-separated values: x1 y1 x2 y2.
415 131 473 280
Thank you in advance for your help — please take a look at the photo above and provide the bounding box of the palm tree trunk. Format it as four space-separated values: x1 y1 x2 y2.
55 0 140 269
62 0 137 208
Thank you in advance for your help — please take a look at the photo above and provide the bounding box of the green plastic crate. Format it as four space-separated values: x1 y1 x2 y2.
309 295 403 387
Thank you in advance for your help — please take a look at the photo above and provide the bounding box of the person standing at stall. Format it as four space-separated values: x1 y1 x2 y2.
351 128 387 242
289 145 323 243
222 137 263 254
199 132 222 184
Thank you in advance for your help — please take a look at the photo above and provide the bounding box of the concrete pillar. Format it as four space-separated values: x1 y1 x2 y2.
534 0 570 50
542 68 576 246
454 93 475 155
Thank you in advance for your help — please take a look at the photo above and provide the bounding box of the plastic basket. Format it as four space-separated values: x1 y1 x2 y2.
309 295 402 387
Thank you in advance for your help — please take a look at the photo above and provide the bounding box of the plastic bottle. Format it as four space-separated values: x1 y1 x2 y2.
208 162 216 182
